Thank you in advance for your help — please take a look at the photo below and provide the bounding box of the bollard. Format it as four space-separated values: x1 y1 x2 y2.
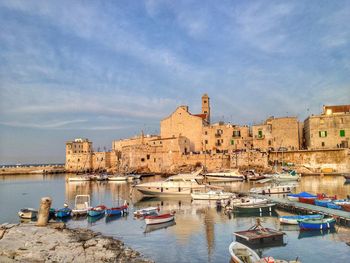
36 197 52 226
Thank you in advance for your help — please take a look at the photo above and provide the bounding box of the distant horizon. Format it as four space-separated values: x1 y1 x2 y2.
1 0 349 164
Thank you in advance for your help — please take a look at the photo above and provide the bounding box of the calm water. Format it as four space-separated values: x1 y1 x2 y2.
0 174 349 263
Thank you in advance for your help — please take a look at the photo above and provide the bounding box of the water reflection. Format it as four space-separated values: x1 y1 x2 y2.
144 220 176 234
298 229 337 240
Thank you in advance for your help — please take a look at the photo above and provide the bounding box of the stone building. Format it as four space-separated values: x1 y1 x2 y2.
160 94 210 152
304 105 350 149
202 123 252 153
252 117 300 151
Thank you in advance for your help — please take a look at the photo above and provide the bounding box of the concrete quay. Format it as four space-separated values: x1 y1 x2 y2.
0 223 153 263
0 165 65 175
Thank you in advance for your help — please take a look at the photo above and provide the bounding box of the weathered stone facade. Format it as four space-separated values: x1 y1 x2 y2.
304 105 350 150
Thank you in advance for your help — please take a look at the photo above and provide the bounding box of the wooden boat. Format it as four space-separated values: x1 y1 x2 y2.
56 206 72 218
299 197 316 205
133 206 160 217
229 241 260 263
250 184 295 195
18 208 38 219
144 220 176 233
233 203 276 214
72 195 91 216
88 205 107 217
326 202 342 210
287 192 316 202
230 197 268 208
298 217 336 230
233 219 285 247
144 212 175 225
279 214 323 225
106 204 128 216
314 199 333 207
205 169 245 182
191 190 233 200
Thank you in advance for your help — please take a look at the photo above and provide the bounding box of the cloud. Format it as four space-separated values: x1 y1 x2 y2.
0 119 87 129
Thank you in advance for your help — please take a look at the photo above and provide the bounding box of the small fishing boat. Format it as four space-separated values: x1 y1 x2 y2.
326 202 342 210
205 169 245 182
245 170 266 181
299 196 316 205
340 203 350 212
298 217 336 230
287 192 316 202
144 220 176 233
108 175 128 181
314 199 333 207
233 203 276 214
144 212 175 225
229 241 260 263
231 197 268 207
106 204 128 216
96 174 109 181
72 195 91 216
56 205 72 218
191 190 233 200
88 205 107 217
279 214 323 225
18 208 38 219
133 206 160 217
68 175 91 182
250 184 295 195
273 170 301 182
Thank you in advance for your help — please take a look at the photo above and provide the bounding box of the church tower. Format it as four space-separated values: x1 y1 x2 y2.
201 93 210 124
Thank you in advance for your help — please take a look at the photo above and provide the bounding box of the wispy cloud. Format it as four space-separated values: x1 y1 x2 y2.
0 119 87 129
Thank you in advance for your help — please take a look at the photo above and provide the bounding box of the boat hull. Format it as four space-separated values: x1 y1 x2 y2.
56 208 72 218
298 218 336 230
135 185 205 196
340 204 350 212
144 213 175 225
233 203 276 214
229 242 260 263
314 199 332 207
279 215 323 225
299 197 316 205
18 208 38 219
191 191 233 200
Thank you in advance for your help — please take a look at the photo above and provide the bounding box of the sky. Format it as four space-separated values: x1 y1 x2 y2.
0 0 349 164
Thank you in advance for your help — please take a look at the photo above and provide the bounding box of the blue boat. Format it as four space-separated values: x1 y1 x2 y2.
326 202 342 210
314 199 332 207
88 205 106 217
298 218 336 230
287 192 316 201
55 207 72 218
279 214 323 225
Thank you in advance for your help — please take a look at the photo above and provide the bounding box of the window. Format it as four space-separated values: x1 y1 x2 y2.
141 158 145 162
203 100 207 104
319 131 327 137
258 130 263 138
204 131 208 135
340 118 344 124
204 111 207 113
340 130 345 137
205 140 208 144
233 130 241 137
268 140 272 146
231 140 234 145
321 142 325 147
221 139 223 143
147 154 150 160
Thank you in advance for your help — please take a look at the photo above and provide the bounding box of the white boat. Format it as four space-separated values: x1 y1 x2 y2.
279 214 323 225
144 212 175 225
68 174 91 182
232 197 268 207
191 190 234 200
273 170 301 181
135 169 205 196
229 241 260 263
108 175 128 181
18 208 38 219
250 184 296 195
133 207 160 217
72 195 91 216
205 169 245 182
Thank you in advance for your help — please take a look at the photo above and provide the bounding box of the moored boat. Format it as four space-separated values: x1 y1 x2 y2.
88 205 107 217
68 174 91 182
340 203 350 212
228 241 260 263
250 184 295 195
144 212 175 225
273 170 301 182
298 217 336 230
106 204 128 216
326 202 342 210
279 214 323 225
233 203 276 214
135 169 205 196
72 195 91 216
299 197 316 205
18 208 38 219
134 206 160 217
56 206 72 218
314 199 333 207
287 192 316 202
191 190 234 200
205 169 245 182
108 175 128 181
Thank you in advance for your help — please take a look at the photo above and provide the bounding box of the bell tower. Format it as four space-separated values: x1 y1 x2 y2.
201 93 210 124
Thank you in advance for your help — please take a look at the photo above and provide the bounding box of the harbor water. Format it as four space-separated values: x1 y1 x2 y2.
0 174 349 262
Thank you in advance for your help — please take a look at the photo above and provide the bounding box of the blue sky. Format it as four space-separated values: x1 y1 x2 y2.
0 0 349 164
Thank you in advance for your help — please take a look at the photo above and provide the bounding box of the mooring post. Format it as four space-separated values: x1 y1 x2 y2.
36 197 52 226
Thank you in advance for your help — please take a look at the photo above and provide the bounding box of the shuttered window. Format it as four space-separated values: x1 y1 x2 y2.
340 130 345 137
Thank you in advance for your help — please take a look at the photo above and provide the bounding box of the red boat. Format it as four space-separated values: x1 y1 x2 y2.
299 197 316 205
144 212 175 225
340 204 350 212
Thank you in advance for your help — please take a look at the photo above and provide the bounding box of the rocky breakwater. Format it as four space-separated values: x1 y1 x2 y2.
0 223 154 263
